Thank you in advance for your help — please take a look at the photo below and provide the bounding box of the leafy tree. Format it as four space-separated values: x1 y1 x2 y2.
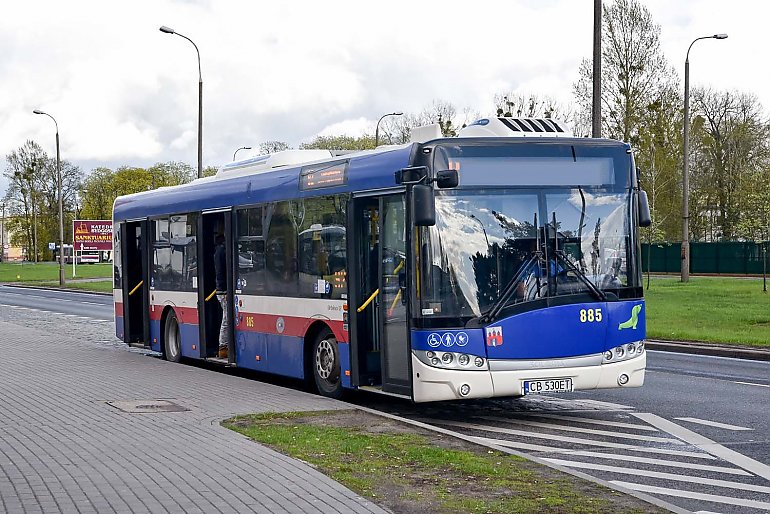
635 91 683 241
80 161 199 221
300 135 375 151
689 88 770 240
3 140 82 260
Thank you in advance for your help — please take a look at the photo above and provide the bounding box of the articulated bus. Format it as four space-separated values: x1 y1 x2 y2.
113 117 650 402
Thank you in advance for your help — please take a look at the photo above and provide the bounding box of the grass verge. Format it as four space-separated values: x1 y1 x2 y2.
0 262 112 282
224 410 660 514
645 276 770 347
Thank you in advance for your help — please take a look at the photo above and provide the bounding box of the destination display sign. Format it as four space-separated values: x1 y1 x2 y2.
300 161 348 190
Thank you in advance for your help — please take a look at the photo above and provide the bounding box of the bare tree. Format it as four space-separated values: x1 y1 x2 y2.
573 0 677 143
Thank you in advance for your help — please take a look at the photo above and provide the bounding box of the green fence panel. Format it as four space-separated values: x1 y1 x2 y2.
642 241 769 274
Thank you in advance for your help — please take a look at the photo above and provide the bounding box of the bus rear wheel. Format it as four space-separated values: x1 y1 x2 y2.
164 310 182 363
312 330 342 399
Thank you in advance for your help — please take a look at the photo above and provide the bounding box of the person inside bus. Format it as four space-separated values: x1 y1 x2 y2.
214 233 230 358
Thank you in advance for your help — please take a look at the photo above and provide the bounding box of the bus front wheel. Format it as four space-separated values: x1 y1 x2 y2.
312 330 342 399
164 310 182 363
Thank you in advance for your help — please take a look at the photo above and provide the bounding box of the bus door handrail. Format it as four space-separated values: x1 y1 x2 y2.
128 280 144 296
357 288 379 312
205 290 218 302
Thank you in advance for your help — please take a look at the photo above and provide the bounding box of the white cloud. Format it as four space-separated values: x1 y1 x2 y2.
2 0 769 196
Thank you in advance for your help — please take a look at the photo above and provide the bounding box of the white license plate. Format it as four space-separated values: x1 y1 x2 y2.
523 378 574 394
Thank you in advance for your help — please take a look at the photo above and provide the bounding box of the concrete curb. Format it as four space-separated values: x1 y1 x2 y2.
646 339 770 361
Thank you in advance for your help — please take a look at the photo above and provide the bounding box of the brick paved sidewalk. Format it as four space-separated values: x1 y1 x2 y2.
0 318 387 514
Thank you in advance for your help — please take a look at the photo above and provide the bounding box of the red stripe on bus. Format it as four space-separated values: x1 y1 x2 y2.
148 305 200 324
237 311 347 342
115 302 123 317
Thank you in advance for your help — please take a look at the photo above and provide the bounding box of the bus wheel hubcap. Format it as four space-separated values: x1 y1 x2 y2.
316 339 335 380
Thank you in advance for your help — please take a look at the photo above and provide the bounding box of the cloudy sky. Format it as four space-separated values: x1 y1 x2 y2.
1 0 764 194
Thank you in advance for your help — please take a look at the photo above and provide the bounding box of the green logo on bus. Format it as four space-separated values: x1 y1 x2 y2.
618 304 642 330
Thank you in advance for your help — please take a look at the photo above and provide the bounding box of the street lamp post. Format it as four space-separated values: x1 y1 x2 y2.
233 146 252 161
160 25 203 179
375 112 403 147
33 109 65 286
0 202 5 262
681 33 727 282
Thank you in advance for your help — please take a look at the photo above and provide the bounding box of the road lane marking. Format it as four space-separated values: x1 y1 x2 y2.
553 450 750 475
633 413 770 481
526 413 658 432
479 416 676 443
675 417 753 431
545 458 770 493
734 381 770 388
425 419 683 446
419 420 726 460
570 399 635 410
469 436 719 459
610 481 770 511
469 437 563 453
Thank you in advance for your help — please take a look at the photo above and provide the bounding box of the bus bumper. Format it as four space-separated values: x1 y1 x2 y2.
411 352 646 403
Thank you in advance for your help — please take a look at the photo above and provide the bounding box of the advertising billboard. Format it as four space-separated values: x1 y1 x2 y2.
73 220 113 251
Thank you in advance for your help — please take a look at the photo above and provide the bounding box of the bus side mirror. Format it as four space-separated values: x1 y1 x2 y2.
638 190 652 227
413 184 436 226
435 169 459 189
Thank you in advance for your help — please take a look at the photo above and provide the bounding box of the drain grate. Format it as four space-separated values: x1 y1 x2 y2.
106 399 189 413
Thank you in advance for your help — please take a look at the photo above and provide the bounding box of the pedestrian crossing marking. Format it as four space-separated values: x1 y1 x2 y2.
611 481 770 511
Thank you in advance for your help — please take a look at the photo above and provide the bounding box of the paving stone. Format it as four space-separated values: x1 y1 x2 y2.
0 304 387 514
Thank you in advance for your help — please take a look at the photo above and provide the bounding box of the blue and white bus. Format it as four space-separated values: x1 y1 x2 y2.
113 117 650 402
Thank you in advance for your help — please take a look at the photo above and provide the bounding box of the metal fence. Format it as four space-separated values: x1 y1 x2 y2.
641 241 770 275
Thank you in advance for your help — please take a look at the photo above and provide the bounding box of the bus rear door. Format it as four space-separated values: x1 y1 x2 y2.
121 220 150 347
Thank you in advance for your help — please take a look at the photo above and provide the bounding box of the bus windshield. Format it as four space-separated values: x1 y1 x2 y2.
417 186 636 322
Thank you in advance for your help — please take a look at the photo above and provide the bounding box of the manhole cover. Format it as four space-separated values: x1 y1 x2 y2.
106 399 189 413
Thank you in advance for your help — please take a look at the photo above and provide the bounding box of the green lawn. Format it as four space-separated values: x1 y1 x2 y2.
645 276 770 347
0 262 112 282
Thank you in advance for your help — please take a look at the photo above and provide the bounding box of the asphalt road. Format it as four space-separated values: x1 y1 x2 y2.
2 285 768 513
0 284 114 320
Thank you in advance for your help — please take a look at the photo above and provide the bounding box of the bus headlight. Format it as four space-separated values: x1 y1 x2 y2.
603 342 645 363
415 351 487 371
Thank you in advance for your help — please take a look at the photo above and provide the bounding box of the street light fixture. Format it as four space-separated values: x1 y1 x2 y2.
375 112 403 147
233 146 252 161
33 109 65 286
681 33 727 283
160 25 203 179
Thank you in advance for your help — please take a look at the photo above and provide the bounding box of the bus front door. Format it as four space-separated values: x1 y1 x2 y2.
121 220 150 347
379 195 411 396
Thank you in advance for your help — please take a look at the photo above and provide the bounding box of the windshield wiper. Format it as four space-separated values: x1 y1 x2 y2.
551 211 606 302
479 253 539 324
